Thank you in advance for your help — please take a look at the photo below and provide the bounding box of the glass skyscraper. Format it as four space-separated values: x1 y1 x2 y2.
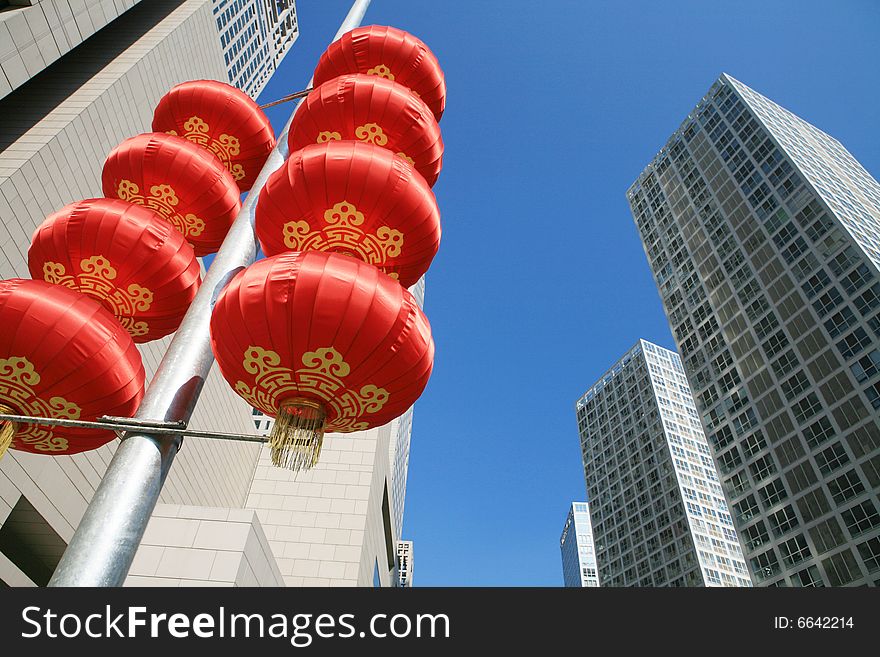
212 0 299 98
560 502 600 587
576 340 751 587
628 74 880 586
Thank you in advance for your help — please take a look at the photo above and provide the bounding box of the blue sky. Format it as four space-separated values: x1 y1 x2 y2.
255 1 880 585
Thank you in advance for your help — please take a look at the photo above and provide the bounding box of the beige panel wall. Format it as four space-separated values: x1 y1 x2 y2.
245 424 397 587
0 0 144 98
125 504 284 587
0 0 260 572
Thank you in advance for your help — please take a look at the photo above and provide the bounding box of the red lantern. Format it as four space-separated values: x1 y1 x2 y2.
210 251 434 471
0 279 145 457
101 133 241 256
288 74 443 187
28 199 201 343
152 80 276 192
255 141 440 288
313 25 446 121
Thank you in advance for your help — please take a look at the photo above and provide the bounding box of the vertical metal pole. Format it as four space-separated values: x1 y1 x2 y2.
49 0 372 587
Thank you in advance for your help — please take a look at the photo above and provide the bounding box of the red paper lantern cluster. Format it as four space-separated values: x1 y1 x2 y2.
5 80 268 457
211 25 446 471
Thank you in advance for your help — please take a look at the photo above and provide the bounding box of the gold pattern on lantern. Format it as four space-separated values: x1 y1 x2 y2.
167 116 246 182
234 346 390 433
366 64 395 80
116 179 206 237
355 123 388 146
0 356 81 452
317 131 342 143
41 257 152 338
396 152 415 165
281 201 404 271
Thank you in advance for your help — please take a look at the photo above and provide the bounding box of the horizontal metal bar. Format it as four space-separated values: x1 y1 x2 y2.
0 413 267 444
99 416 187 429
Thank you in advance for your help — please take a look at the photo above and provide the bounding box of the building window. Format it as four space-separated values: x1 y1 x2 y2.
750 549 780 581
827 470 865 505
856 537 880 573
809 517 846 554
759 478 788 506
815 442 850 475
749 454 777 482
837 328 872 360
791 565 825 587
742 521 769 551
734 495 760 524
792 393 822 424
781 372 811 400
768 505 799 537
779 535 812 567
841 500 880 538
802 416 835 449
822 549 862 586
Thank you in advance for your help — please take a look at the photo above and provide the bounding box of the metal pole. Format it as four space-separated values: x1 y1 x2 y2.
49 0 372 587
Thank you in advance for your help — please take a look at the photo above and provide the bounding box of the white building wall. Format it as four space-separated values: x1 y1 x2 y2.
244 423 397 587
126 504 284 587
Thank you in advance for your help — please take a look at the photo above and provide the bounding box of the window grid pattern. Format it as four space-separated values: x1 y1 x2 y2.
626 74 880 587
575 341 750 587
560 502 601 587
212 0 299 98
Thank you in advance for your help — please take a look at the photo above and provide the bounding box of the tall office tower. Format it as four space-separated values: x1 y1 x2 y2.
0 1 262 587
628 74 880 587
576 341 751 587
559 502 600 587
396 540 413 587
211 0 298 98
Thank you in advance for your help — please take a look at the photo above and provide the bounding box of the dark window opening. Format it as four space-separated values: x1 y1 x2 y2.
0 496 67 586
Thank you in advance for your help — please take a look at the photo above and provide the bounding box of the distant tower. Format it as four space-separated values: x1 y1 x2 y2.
629 74 880 587
560 502 600 587
396 540 414 587
576 340 751 586
212 0 299 97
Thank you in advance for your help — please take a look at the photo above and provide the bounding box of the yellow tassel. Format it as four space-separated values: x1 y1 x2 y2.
269 399 327 471
0 404 16 461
